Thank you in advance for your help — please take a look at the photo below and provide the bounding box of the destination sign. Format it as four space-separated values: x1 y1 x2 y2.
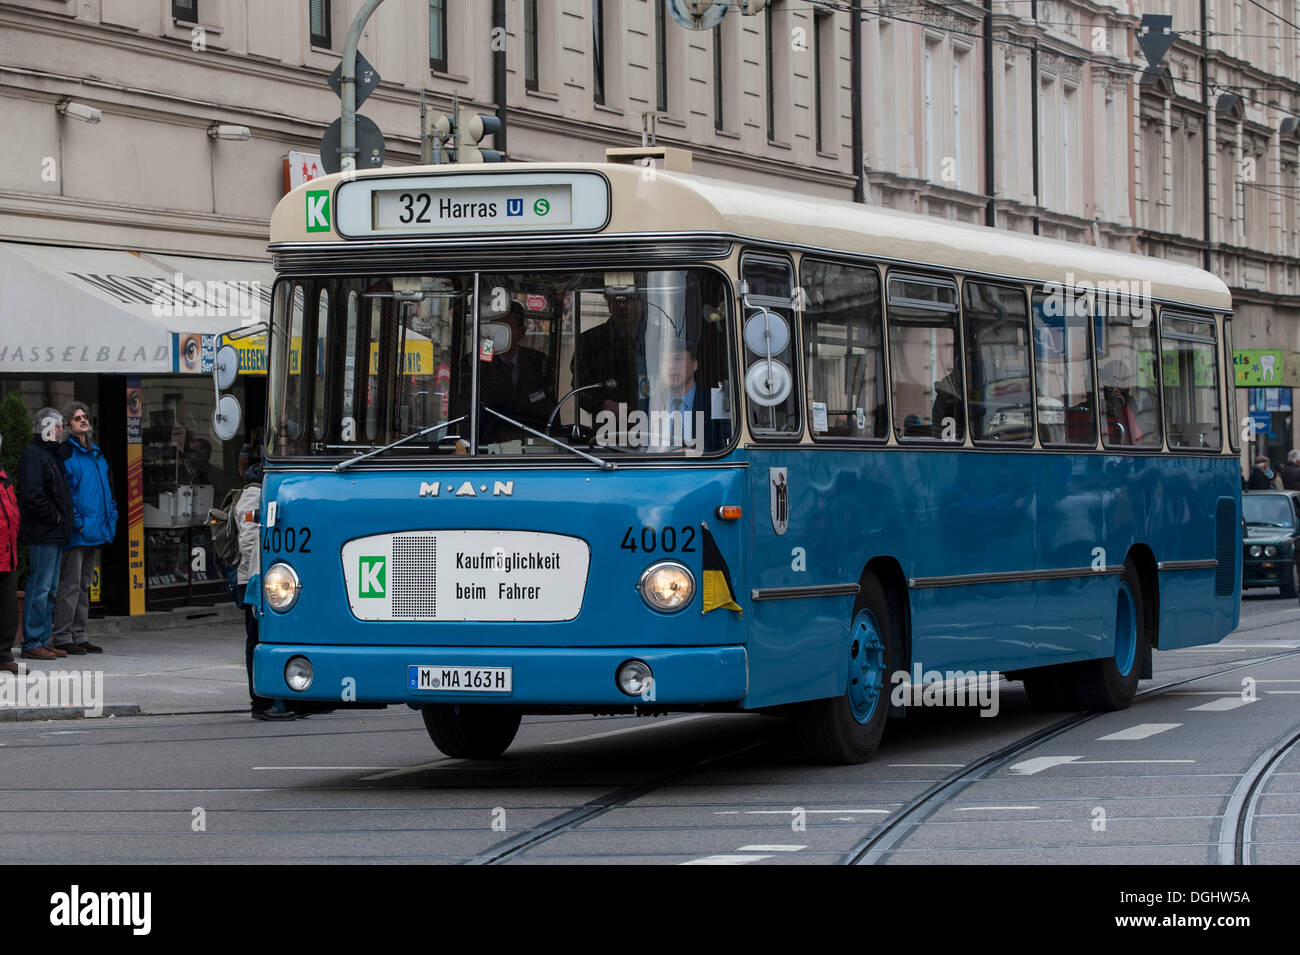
373 185 571 231
334 171 610 238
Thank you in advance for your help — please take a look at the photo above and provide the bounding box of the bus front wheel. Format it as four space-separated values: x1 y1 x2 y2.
1073 564 1147 711
421 704 522 759
794 578 893 765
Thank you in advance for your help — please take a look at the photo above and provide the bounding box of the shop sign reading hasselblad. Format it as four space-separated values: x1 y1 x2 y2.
341 531 589 622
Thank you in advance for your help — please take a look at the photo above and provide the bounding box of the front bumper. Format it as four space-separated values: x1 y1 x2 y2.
253 643 749 707
1243 558 1289 587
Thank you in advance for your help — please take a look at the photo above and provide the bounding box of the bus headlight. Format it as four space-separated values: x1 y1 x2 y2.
638 561 695 612
263 563 302 612
285 656 314 692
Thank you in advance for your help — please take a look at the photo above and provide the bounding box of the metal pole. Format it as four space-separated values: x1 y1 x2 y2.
341 0 387 172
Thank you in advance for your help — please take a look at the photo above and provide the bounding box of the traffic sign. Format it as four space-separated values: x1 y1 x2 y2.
328 51 382 109
320 115 385 174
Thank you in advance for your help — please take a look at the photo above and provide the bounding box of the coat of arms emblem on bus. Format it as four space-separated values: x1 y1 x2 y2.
769 467 789 536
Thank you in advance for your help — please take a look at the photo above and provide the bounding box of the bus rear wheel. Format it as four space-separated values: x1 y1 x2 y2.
794 578 892 765
1073 564 1147 711
421 704 522 759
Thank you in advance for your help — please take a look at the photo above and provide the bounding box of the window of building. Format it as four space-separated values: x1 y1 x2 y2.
923 41 936 180
1032 290 1096 446
592 0 606 106
525 0 539 91
713 24 724 131
429 0 447 72
655 0 668 113
963 282 1032 445
1161 312 1222 450
802 260 886 440
310 0 331 48
887 273 964 443
813 12 826 153
766 7 776 141
172 0 197 21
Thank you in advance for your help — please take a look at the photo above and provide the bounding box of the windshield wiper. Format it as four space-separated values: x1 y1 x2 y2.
332 416 467 472
482 407 615 470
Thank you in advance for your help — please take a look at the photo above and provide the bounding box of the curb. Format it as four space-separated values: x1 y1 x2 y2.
88 604 242 635
0 704 141 722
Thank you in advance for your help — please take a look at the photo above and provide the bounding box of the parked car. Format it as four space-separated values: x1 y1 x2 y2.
1242 490 1300 597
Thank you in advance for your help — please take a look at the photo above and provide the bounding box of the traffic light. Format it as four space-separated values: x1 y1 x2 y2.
454 106 504 163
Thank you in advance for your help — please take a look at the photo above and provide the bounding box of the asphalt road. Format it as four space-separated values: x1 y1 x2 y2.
1 594 1296 865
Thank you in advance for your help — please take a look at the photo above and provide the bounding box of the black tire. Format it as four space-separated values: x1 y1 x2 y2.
794 577 893 765
421 704 522 759
1282 559 1300 599
1021 666 1080 712
1073 563 1147 711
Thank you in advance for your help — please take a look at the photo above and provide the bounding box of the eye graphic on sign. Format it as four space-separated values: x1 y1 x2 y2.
533 198 550 216
180 334 202 372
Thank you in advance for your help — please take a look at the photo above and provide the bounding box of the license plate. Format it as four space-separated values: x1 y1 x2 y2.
408 665 512 693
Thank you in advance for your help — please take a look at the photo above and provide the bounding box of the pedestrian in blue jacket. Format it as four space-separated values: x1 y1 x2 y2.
52 401 116 654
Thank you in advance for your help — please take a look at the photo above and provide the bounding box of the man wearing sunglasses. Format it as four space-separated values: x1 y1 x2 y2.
52 402 116 655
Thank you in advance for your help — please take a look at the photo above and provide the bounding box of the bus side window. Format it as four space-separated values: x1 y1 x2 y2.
886 272 964 444
963 281 1032 445
1096 301 1162 450
741 255 801 436
1032 290 1097 447
1161 311 1221 451
801 259 885 440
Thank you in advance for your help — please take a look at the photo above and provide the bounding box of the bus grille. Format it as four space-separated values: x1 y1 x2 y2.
392 535 438 618
1215 496 1236 597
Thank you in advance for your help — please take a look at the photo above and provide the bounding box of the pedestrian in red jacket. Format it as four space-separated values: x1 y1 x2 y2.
0 436 23 675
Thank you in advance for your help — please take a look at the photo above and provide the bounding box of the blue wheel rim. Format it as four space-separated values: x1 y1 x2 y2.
1114 582 1137 677
847 609 886 724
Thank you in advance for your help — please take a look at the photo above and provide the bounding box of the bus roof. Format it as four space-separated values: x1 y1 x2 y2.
270 161 1232 311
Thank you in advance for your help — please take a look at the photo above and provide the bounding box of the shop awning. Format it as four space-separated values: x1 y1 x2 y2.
0 242 274 374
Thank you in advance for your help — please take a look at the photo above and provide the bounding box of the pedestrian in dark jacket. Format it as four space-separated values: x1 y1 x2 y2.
18 407 73 660
1281 450 1300 491
52 401 114 654
0 435 23 675
1247 455 1278 490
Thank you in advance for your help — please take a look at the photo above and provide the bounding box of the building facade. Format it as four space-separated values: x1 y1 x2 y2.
1 0 1295 610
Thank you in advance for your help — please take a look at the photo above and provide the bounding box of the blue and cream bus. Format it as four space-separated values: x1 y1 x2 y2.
244 150 1240 763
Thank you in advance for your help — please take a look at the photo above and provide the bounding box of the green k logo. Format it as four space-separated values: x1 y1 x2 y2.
359 556 386 597
306 190 331 232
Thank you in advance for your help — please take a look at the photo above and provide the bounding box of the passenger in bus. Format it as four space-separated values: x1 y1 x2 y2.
477 302 555 442
1100 361 1143 446
574 286 647 417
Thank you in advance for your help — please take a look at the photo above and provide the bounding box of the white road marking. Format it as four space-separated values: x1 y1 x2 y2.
1009 756 1081 775
1097 723 1181 741
544 715 710 746
714 809 890 816
737 844 806 852
1171 644 1298 650
256 766 398 771
1265 690 1300 694
888 763 966 767
360 760 460 780
1256 679 1300 682
954 806 1040 811
1166 691 1250 695
680 854 772 865
1187 698 1255 711
1071 764 1190 769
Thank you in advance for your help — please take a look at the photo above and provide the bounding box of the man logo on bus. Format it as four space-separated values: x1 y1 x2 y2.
359 556 386 598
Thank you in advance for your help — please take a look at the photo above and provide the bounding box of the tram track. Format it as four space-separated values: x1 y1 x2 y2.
1218 724 1300 865
844 646 1300 865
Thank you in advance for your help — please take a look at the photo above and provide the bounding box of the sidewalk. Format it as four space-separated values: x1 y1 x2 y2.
2 606 250 722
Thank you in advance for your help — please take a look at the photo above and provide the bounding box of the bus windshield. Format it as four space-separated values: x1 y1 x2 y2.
266 268 737 461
